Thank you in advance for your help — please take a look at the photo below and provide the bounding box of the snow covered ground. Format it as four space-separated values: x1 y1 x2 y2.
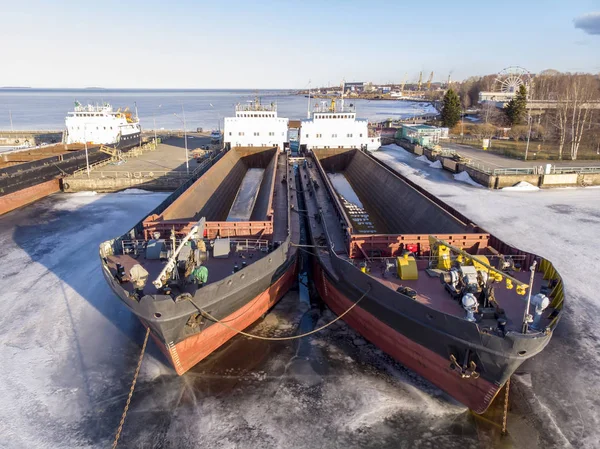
1 150 599 448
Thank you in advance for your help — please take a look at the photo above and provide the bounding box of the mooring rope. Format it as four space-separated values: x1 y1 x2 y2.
195 286 371 341
111 326 150 449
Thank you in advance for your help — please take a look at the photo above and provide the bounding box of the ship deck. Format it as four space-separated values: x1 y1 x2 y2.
105 147 295 298
106 248 268 296
361 259 549 330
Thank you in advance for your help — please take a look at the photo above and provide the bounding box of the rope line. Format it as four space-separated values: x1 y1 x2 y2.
111 326 150 449
195 286 371 341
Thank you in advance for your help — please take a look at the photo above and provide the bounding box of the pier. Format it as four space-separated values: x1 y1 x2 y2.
392 139 600 188
62 134 215 193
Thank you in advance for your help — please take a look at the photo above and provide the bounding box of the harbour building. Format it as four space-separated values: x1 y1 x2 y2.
396 124 442 147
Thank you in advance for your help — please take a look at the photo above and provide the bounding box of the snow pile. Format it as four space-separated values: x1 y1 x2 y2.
416 155 430 163
502 181 540 191
69 191 98 196
116 188 155 195
453 171 482 187
429 160 443 169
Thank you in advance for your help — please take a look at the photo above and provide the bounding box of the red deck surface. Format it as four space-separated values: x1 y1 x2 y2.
107 248 267 295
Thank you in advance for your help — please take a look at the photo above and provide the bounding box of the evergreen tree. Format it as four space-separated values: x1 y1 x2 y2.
441 89 461 128
505 84 528 125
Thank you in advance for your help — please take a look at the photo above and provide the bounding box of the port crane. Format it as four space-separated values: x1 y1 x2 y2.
426 71 434 91
400 72 407 94
417 71 423 91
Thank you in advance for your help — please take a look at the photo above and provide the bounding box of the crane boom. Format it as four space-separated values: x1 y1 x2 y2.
427 71 434 90
400 72 407 93
417 71 423 91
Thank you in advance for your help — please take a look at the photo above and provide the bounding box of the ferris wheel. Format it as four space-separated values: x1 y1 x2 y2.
493 66 532 93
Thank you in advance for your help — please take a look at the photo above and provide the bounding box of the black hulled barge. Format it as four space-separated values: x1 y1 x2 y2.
100 146 299 374
300 148 564 413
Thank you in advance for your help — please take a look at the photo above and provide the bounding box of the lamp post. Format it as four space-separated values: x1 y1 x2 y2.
173 105 189 174
83 125 90 178
153 105 161 149
524 112 532 161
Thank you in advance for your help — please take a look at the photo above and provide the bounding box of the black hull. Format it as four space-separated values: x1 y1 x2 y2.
0 147 110 198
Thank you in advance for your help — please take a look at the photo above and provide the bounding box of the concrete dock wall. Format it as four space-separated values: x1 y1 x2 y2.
62 175 183 193
0 131 63 147
393 138 600 189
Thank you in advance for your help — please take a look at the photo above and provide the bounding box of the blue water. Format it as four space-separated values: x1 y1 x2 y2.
0 89 436 131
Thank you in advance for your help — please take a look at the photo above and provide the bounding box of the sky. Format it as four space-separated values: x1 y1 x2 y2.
0 0 598 89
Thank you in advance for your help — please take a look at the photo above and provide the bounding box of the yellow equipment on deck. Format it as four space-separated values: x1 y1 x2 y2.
430 238 452 271
397 253 418 280
470 255 490 273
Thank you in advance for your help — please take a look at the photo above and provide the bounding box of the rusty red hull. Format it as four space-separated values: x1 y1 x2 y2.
0 178 60 216
313 263 501 413
152 259 297 375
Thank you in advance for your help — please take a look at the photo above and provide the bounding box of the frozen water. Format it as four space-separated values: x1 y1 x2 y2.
416 155 430 163
429 160 443 169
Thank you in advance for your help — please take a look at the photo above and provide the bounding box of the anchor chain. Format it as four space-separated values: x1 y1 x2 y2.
502 377 511 435
111 326 150 449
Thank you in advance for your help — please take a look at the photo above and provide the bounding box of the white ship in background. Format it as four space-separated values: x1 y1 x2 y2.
300 96 381 152
64 101 141 148
224 98 289 150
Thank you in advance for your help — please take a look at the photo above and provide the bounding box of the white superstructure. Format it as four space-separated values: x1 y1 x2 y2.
224 99 289 150
300 99 381 152
65 101 141 147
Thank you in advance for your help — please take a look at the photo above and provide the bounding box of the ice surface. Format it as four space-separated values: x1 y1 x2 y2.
416 155 430 163
429 160 443 169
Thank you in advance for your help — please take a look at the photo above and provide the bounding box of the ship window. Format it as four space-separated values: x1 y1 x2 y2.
306 134 309 138
347 133 352 138
269 132 274 136
254 132 259 136
360 133 363 137
239 132 244 136
332 134 337 138
104 127 106 130
229 132 232 136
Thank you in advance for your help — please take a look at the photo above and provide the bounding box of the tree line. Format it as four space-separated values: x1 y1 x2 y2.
440 71 600 160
